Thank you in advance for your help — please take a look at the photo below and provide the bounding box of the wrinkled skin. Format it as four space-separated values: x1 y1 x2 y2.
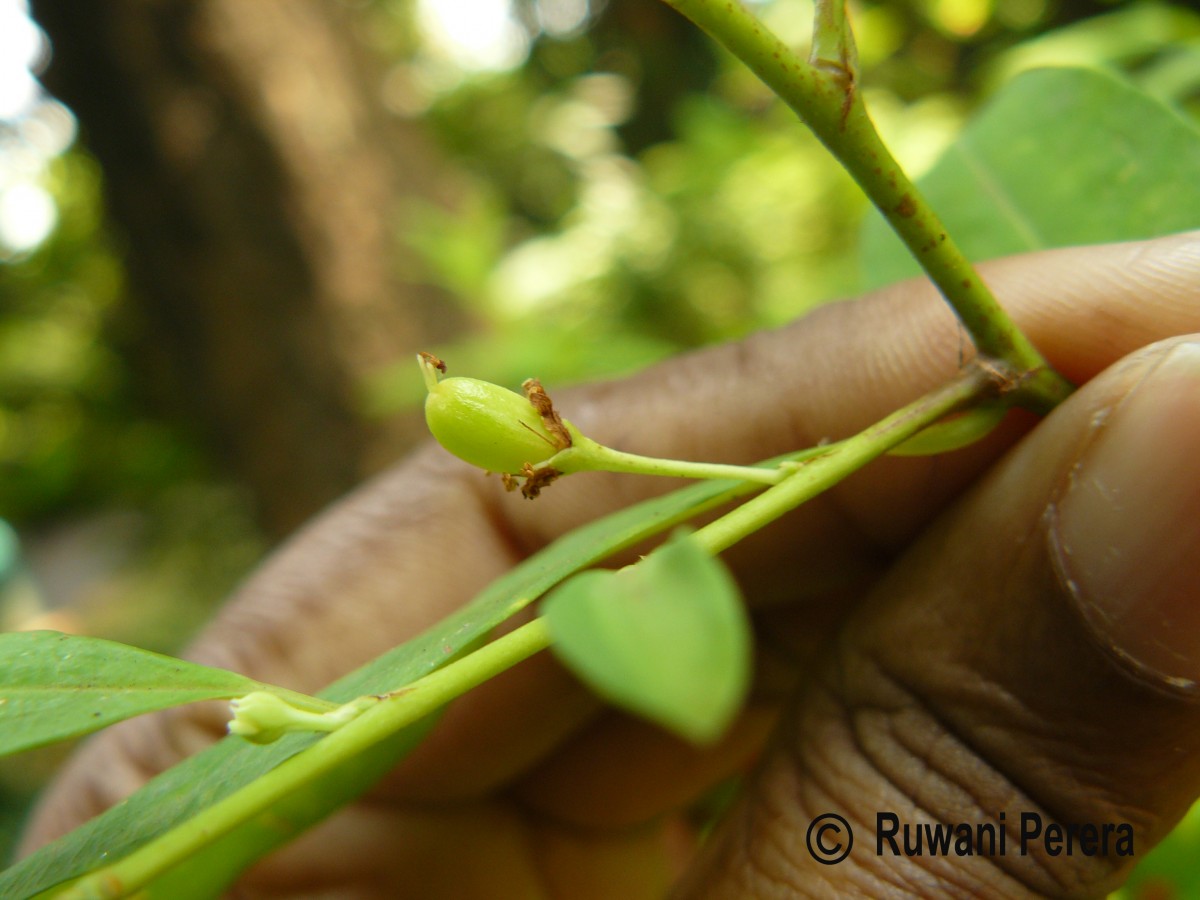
20 233 1200 898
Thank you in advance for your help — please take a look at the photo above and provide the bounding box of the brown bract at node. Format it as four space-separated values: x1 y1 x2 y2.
522 378 572 450
418 351 447 373
519 463 560 499
975 357 1037 396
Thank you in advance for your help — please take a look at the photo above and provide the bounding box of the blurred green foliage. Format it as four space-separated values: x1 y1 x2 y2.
0 153 196 521
0 150 264 644
364 0 1200 410
1116 799 1200 900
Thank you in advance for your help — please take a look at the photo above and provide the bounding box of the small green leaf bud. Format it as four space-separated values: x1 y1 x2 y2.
419 354 570 474
229 691 317 744
228 691 362 744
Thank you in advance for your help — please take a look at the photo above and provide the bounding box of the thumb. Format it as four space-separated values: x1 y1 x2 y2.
679 337 1200 898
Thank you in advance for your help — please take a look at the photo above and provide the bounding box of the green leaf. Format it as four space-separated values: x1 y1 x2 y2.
543 531 751 745
1 475 756 898
887 403 1008 457
861 67 1200 290
0 631 271 757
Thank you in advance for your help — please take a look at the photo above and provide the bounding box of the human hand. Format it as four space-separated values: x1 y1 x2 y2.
20 232 1200 897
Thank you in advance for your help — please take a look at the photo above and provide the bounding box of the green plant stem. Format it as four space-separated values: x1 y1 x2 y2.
692 365 995 554
553 440 787 485
57 618 554 900
657 0 1072 413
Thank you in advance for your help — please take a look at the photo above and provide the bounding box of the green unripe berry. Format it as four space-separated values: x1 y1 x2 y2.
420 355 565 474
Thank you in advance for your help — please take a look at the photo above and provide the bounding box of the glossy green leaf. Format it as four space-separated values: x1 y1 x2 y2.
861 67 1200 289
0 631 276 757
1 474 757 899
543 531 751 745
887 403 1008 457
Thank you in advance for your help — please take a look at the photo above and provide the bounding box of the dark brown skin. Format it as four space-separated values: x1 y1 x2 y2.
20 233 1200 898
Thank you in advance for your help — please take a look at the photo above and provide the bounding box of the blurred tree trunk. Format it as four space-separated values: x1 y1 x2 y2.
31 0 458 538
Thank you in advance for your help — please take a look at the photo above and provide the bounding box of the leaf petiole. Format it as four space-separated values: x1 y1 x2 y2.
548 439 789 485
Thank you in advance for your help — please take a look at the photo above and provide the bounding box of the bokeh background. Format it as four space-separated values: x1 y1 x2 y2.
2 0 1199 890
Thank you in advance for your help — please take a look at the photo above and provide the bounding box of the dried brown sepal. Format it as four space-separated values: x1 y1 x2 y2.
975 357 1027 396
418 351 447 374
519 463 560 500
522 378 572 450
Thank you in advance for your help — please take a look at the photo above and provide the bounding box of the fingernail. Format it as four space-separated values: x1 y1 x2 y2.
1052 341 1200 692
